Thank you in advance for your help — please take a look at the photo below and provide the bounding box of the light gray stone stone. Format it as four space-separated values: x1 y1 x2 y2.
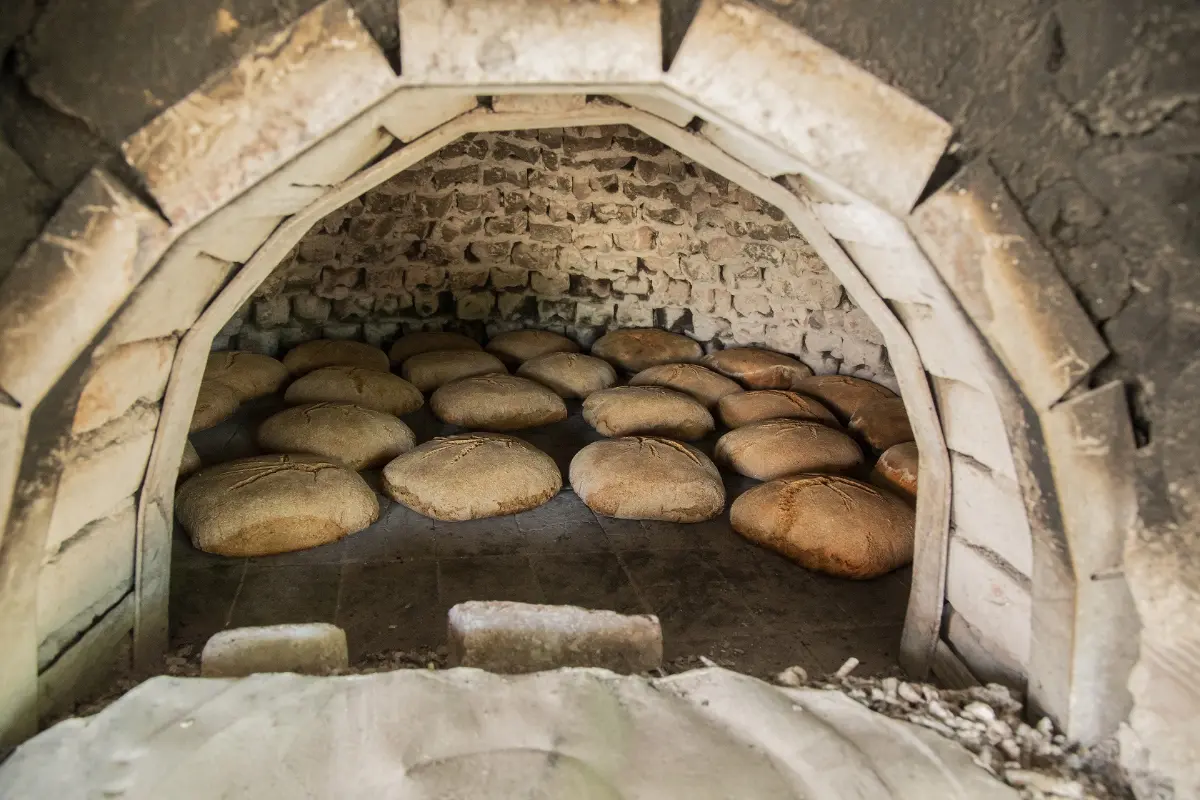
448 601 662 674
201 624 349 678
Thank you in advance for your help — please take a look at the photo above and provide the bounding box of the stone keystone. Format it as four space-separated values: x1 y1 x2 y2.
448 601 662 674
201 623 349 678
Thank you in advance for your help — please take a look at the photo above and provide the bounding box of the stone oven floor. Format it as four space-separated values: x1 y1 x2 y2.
175 397 910 680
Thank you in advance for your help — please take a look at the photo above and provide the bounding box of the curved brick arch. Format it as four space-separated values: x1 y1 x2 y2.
0 0 1147 771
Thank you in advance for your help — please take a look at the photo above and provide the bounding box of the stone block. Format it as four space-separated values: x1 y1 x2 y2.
363 322 401 348
529 223 573 245
491 94 588 114
612 92 694 126
457 291 495 320
254 295 292 329
201 624 349 678
891 301 989 393
698 120 808 177
37 499 136 669
510 243 557 272
946 609 1025 691
497 292 530 320
531 271 570 297
237 328 281 356
447 601 662 674
321 323 362 340
107 252 236 348
73 338 176 434
666 0 951 216
538 299 576 325
0 170 166 408
449 267 490 291
910 162 1108 409
46 406 158 552
616 300 654 328
732 292 770 316
613 227 656 252
491 266 529 291
595 254 638 277
412 290 441 318
950 453 1033 577
576 301 615 327
122 3 395 225
933 378 1017 480
945 538 1032 669
613 275 650 296
470 241 513 264
404 264 448 291
292 294 332 324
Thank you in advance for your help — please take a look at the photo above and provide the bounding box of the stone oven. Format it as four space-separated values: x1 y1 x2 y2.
175 122 910 677
0 0 1189 795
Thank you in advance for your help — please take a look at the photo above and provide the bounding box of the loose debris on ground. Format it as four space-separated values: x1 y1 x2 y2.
772 661 1133 800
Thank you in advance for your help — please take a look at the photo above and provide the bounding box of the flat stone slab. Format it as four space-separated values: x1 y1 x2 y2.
448 601 662 674
201 623 348 678
0 669 1017 799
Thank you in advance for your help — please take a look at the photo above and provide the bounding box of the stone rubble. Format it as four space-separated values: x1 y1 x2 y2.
770 666 1133 800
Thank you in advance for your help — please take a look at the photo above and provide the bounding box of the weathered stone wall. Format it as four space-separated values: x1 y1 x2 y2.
219 126 894 386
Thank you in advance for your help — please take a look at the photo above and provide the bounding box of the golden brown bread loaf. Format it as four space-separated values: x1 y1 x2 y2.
791 375 897 423
430 374 568 430
582 386 715 441
486 329 580 366
570 437 725 523
717 390 839 429
849 396 914 452
731 475 915 579
176 454 379 557
401 350 507 392
628 363 744 409
701 347 814 389
283 366 424 416
590 328 703 373
871 441 919 503
516 352 618 399
257 402 416 470
204 351 289 401
388 331 481 364
714 419 863 480
190 379 239 433
282 339 390 376
382 434 561 521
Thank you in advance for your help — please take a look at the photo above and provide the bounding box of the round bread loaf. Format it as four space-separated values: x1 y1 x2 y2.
717 390 839 429
284 366 424 416
388 331 481 364
190 379 239 433
486 329 580 366
582 386 715 441
628 363 744 409
516 352 617 399
791 375 897 423
382 434 561 521
714 419 862 480
702 347 814 389
282 339 389 376
257 402 416 470
401 350 507 392
430 375 568 430
204 351 288 401
871 441 918 503
731 475 915 579
849 397 914 452
179 439 202 478
176 454 379 557
570 437 724 522
590 328 702 373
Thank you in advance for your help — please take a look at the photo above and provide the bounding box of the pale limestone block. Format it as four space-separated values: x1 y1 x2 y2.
122 3 396 225
945 538 1032 669
699 121 808 177
106 251 236 348
910 161 1108 409
448 601 662 674
399 0 661 84
46 406 158 552
73 339 176 435
932 377 1017 480
201 624 349 678
611 92 694 127
891 301 989 393
949 453 1032 577
37 500 136 669
667 0 951 215
0 170 166 407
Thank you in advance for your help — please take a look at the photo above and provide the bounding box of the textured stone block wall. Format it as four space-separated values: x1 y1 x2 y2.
220 125 893 386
